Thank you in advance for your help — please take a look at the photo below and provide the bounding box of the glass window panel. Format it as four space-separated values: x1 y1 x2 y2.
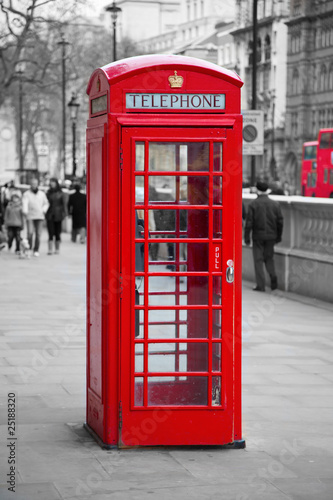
212 343 221 372
213 210 222 238
179 178 188 201
187 143 209 171
148 142 209 172
149 176 176 202
149 243 208 271
135 176 145 204
213 276 222 305
135 343 144 372
212 376 222 406
135 243 145 272
135 309 144 339
213 176 223 205
187 243 209 271
150 210 175 232
135 277 144 305
148 376 208 405
187 276 209 304
149 143 176 171
149 294 176 306
213 143 223 171
149 276 175 292
134 377 144 406
135 142 145 171
179 144 188 171
187 177 209 204
212 310 222 339
148 310 208 339
149 210 208 238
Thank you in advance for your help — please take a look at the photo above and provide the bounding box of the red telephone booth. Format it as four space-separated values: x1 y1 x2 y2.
86 55 244 448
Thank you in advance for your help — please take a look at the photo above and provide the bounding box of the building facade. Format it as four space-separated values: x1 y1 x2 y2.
284 0 333 192
138 0 234 58
231 0 289 184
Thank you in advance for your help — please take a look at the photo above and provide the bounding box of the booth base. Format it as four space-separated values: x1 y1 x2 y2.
84 422 246 450
83 423 117 450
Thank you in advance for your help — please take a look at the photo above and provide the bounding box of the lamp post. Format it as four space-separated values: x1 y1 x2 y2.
58 33 70 179
67 93 80 178
251 0 258 186
15 63 25 182
105 1 122 62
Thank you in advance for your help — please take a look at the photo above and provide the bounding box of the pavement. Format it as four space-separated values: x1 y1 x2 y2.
1 231 333 500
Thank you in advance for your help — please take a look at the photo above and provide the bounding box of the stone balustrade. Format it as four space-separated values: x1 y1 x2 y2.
242 194 333 303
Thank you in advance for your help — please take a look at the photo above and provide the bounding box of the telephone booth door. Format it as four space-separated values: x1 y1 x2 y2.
119 126 241 447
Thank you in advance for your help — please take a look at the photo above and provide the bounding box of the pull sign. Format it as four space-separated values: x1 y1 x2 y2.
213 244 222 271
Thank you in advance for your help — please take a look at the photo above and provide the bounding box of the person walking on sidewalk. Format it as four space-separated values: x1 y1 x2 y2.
244 180 284 292
46 178 67 255
4 193 24 254
68 184 86 243
22 179 49 257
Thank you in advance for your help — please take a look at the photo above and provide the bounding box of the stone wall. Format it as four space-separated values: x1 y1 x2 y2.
242 194 333 303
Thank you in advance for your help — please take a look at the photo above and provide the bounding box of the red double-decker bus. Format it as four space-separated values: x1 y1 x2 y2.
301 141 318 196
301 129 333 198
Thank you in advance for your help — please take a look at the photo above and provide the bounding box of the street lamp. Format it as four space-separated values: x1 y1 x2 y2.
15 62 25 180
105 1 122 62
58 33 70 179
67 93 80 178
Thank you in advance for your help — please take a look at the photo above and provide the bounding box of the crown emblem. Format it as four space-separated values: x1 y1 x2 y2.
168 70 184 88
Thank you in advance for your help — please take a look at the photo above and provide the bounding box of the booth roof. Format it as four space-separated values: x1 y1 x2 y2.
86 54 243 95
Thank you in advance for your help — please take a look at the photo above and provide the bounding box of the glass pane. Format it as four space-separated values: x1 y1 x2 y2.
149 209 207 237
135 343 144 372
187 276 209 304
213 276 222 305
148 309 208 339
213 143 223 171
149 294 176 306
135 243 145 272
149 143 176 171
319 132 330 149
212 343 221 372
134 377 144 406
135 309 144 339
149 176 176 202
135 277 144 305
187 143 209 171
148 142 209 172
135 142 145 171
149 276 175 291
213 176 222 205
148 342 207 373
212 376 222 406
148 376 208 405
187 177 209 204
135 176 145 204
149 242 208 271
212 310 222 338
213 210 222 238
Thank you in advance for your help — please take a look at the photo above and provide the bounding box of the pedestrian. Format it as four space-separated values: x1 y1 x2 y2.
68 184 86 243
4 194 24 254
22 178 49 257
244 180 283 292
3 180 22 208
46 178 67 255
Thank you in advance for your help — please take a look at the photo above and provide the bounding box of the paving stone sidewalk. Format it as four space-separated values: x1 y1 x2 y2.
0 233 333 500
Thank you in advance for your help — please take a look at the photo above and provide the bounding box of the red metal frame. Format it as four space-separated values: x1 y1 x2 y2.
86 55 243 448
119 126 242 446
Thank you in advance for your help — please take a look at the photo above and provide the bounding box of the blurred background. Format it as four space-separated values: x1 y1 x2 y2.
0 0 332 194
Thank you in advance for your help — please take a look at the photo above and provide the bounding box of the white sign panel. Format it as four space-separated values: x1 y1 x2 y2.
126 93 225 110
242 110 264 155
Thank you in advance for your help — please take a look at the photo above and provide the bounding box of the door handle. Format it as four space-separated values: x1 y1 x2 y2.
226 259 234 283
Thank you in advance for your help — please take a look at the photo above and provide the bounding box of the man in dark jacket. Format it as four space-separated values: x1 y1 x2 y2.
68 184 86 243
245 181 283 291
